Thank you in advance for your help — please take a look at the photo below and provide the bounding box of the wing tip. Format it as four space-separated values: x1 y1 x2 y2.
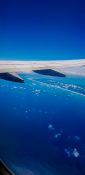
0 73 24 83
33 69 66 77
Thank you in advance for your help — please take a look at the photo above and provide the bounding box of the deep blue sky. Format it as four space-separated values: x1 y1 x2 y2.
0 0 85 60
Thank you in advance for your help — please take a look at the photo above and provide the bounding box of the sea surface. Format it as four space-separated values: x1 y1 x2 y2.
0 73 85 175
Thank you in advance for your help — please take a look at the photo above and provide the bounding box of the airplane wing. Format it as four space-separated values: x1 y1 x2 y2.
0 59 85 83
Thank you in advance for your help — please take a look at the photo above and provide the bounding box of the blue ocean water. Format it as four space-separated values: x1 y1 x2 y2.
0 73 85 175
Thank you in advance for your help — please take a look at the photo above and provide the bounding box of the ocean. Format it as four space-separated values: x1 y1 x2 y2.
0 73 85 175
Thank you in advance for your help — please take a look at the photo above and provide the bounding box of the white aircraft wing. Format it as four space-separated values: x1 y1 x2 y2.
0 59 85 83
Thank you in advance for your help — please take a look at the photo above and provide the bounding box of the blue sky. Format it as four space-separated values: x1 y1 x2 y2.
0 0 85 60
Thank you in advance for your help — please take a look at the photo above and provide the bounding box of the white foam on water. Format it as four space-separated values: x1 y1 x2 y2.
72 148 80 158
54 133 62 139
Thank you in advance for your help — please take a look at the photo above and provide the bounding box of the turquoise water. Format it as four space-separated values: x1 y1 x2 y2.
0 74 85 175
